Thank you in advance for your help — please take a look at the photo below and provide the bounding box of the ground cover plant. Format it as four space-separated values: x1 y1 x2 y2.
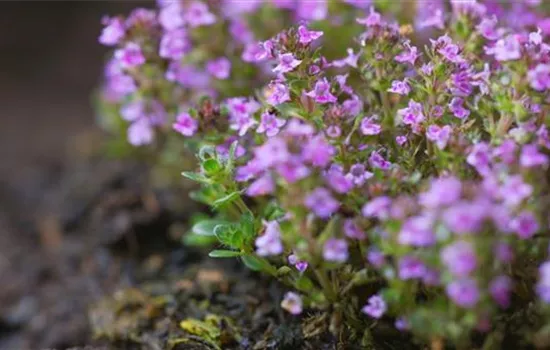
97 0 550 347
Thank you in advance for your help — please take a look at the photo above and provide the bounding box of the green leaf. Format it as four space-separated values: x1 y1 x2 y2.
202 158 222 175
192 219 230 236
225 141 239 173
214 223 241 248
182 171 212 184
198 145 217 161
241 255 263 271
212 191 242 208
209 249 243 258
183 233 217 247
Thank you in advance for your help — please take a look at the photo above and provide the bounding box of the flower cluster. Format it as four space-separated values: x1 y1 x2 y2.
97 0 550 347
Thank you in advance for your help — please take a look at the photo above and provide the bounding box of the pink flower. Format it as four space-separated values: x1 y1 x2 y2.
426 124 452 149
306 78 337 104
246 173 275 197
281 292 303 315
273 53 302 74
298 25 323 44
173 112 198 137
323 238 349 262
206 57 231 79
360 116 382 135
395 42 420 65
255 220 283 256
388 79 411 95
184 1 216 28
257 111 286 137
114 42 146 68
159 29 191 60
99 16 125 46
266 81 291 106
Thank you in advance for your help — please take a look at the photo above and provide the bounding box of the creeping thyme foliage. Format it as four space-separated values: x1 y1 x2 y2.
98 0 550 346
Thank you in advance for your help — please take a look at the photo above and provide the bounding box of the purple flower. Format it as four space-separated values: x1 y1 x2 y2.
288 254 308 273
447 278 480 308
520 144 548 168
395 42 420 65
166 62 210 89
229 19 254 44
281 292 303 315
305 187 339 218
226 97 260 136
276 157 310 183
441 241 477 277
332 48 360 68
530 28 543 45
255 220 283 256
421 62 434 75
510 211 539 239
426 124 452 150
467 142 492 175
257 111 286 137
360 116 382 135
396 135 407 146
172 112 198 137
273 53 302 74
254 138 289 168
128 119 154 146
298 25 323 44
296 0 327 21
235 159 263 182
246 173 275 197
362 196 392 220
159 2 184 30
369 151 391 170
398 215 435 247
448 97 470 119
443 201 487 234
302 135 334 167
323 238 349 263
114 42 146 68
450 69 474 97
420 176 462 208
489 275 512 308
537 261 550 303
433 35 464 63
398 256 426 280
306 78 337 104
99 16 125 46
367 248 385 267
398 100 425 126
206 57 231 80
345 164 373 187
476 15 500 40
343 219 366 240
184 1 216 28
120 100 144 122
416 0 444 30
159 29 191 60
357 7 382 27
266 82 291 106
388 79 411 95
325 167 353 193
499 175 532 208
343 95 363 116
486 34 522 61
362 294 386 319
395 317 410 331
528 64 550 91
344 0 372 9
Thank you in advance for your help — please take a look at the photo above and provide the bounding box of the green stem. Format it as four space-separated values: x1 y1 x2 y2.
314 268 337 302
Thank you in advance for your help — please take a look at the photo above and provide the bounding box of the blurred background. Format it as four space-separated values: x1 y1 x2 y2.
0 2 160 349
0 1 150 184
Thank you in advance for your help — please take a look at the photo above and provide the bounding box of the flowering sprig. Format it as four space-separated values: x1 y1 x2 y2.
97 1 550 347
